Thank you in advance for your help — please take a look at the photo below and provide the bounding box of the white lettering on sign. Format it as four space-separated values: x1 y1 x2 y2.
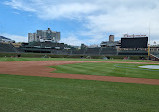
123 34 147 38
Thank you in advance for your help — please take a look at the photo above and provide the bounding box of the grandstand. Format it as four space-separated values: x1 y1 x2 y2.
118 50 148 55
0 42 18 53
0 33 150 57
22 42 63 49
150 51 159 61
21 48 51 53
100 47 117 55
21 42 75 49
20 41 149 56
154 54 159 60
85 48 101 55
71 49 85 55
151 54 159 61
20 42 74 54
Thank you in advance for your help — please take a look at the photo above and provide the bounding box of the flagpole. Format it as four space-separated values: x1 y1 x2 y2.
148 23 151 60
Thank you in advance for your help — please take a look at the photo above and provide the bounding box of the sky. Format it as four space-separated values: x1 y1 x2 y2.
0 0 159 45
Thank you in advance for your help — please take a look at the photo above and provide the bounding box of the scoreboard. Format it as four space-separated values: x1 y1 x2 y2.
121 37 148 48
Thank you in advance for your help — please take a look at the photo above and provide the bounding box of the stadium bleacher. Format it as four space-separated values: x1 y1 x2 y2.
150 51 159 60
85 48 101 55
19 41 149 56
22 42 68 50
72 49 85 55
156 54 159 58
118 50 148 55
100 47 117 55
0 43 18 53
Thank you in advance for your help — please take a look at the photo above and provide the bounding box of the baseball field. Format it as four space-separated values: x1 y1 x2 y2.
0 57 159 112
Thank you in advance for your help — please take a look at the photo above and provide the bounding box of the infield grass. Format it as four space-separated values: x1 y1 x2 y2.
0 74 159 112
51 62 159 79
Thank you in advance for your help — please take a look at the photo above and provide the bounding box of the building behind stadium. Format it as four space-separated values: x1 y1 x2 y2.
28 28 60 43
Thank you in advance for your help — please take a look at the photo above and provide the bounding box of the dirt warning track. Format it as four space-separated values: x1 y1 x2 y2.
0 61 159 85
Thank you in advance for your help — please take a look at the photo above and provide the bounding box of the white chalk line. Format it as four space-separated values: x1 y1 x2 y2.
0 87 23 94
0 87 70 99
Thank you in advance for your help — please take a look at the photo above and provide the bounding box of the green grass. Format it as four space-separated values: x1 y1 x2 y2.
0 74 159 112
51 62 159 79
0 57 119 61
0 57 158 63
0 57 102 61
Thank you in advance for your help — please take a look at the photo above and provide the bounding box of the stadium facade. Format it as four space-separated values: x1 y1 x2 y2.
18 34 149 56
1 29 159 60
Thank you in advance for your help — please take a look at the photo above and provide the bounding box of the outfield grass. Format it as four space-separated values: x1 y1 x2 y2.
0 57 158 63
0 74 159 112
51 62 159 79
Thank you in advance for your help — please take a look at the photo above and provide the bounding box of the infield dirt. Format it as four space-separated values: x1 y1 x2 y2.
0 61 159 85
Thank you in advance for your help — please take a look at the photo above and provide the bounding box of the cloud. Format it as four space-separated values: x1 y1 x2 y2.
12 11 20 15
4 0 159 45
60 32 107 46
82 0 159 43
60 35 84 46
1 33 27 42
4 0 36 12
4 0 99 19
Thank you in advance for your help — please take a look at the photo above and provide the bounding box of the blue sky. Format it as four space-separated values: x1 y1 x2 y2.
0 0 159 45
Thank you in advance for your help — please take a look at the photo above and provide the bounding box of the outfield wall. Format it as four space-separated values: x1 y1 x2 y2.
0 52 148 60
